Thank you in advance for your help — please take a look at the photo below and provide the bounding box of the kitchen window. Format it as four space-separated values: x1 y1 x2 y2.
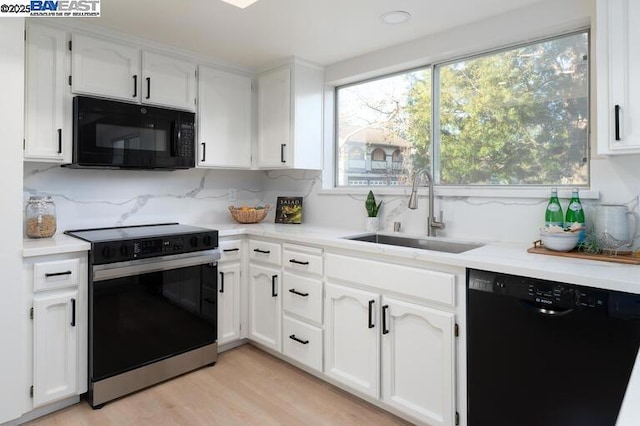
335 30 589 188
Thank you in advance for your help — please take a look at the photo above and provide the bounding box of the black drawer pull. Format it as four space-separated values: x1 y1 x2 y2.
45 271 72 278
382 304 389 335
289 334 309 345
70 298 76 327
132 74 137 97
288 288 309 297
615 104 621 141
146 77 151 99
289 259 310 265
223 248 240 252
219 271 225 293
368 299 375 329
201 142 206 162
280 143 286 163
254 248 271 254
271 275 278 297
57 128 62 154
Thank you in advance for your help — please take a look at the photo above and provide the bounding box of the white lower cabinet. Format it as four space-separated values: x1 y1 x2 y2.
217 262 241 345
248 263 281 352
32 289 78 407
282 315 322 372
25 251 88 411
324 283 380 398
381 297 455 426
324 276 456 425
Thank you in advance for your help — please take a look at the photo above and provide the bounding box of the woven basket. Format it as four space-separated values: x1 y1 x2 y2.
228 205 271 224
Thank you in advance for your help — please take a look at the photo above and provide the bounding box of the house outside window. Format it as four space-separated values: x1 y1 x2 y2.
335 30 589 188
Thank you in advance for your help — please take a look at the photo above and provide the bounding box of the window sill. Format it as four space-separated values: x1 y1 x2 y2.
318 186 600 200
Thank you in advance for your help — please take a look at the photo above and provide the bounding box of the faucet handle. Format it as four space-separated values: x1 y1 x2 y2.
431 210 445 229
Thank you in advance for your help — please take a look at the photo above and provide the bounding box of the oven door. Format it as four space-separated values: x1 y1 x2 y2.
90 251 218 382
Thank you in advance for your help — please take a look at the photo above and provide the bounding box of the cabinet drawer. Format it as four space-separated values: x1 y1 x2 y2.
283 246 323 276
219 239 243 262
326 253 455 307
33 258 80 292
249 240 282 266
282 315 322 372
282 272 323 325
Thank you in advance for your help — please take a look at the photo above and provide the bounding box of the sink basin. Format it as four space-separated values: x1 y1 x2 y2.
344 233 484 254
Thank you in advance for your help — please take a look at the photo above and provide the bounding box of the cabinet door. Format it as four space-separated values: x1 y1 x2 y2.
71 34 140 102
381 297 455 426
324 282 379 398
598 0 640 153
257 66 291 168
142 51 197 111
198 66 251 168
218 262 241 345
248 264 281 352
33 289 78 407
24 24 70 162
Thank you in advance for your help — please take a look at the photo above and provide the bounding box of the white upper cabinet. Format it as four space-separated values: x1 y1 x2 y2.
597 0 640 154
71 34 196 111
257 60 323 169
71 34 141 103
142 51 197 111
197 66 252 168
24 23 71 162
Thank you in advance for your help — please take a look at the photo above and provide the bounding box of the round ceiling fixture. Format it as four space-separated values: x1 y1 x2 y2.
380 10 411 25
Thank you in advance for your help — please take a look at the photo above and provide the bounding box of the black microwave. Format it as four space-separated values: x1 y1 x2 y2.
68 96 195 170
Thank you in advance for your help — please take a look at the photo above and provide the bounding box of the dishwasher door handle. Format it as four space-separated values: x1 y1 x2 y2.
522 301 574 317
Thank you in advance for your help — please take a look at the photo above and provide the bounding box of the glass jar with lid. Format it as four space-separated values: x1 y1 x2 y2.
25 196 57 238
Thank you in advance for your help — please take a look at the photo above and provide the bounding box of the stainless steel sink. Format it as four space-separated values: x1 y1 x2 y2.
344 233 484 254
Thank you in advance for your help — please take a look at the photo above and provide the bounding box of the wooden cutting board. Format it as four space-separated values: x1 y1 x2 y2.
528 241 640 265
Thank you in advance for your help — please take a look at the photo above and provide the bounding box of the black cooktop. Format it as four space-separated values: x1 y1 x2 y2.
65 223 219 264
65 223 212 243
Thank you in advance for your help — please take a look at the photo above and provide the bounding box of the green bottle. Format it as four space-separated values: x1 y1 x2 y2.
565 188 585 242
545 188 564 227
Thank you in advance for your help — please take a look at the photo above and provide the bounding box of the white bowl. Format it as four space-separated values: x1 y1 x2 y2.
540 232 579 252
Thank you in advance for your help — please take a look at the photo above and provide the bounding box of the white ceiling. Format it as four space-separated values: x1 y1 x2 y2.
83 0 545 70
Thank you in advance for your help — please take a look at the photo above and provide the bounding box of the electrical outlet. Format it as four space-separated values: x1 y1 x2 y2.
228 188 237 202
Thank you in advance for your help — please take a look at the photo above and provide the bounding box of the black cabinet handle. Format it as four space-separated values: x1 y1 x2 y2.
254 248 270 254
271 275 278 297
289 259 310 265
219 271 224 293
289 334 309 345
57 128 62 154
146 77 151 99
201 142 206 162
368 299 375 329
288 288 309 297
70 298 76 327
45 271 72 278
133 75 137 97
223 248 240 252
280 144 286 163
615 104 621 141
382 305 389 335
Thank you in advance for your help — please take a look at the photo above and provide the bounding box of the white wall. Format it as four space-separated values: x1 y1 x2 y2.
0 18 27 424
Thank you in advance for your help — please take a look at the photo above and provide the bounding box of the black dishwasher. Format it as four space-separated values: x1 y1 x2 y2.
467 269 640 426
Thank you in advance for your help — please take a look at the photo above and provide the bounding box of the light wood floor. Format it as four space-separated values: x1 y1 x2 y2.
25 344 411 426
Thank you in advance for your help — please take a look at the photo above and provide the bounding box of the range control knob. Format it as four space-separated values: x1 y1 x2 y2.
190 236 199 248
203 235 212 247
101 246 114 260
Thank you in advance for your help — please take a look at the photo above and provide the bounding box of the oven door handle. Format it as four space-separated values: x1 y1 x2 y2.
93 251 220 282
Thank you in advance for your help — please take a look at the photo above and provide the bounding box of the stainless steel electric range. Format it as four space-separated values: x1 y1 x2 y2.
65 223 220 408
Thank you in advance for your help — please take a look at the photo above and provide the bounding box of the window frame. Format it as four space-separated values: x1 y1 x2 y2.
328 28 591 195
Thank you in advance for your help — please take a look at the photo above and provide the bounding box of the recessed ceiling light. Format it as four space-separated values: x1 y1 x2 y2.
220 0 259 9
380 10 411 25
